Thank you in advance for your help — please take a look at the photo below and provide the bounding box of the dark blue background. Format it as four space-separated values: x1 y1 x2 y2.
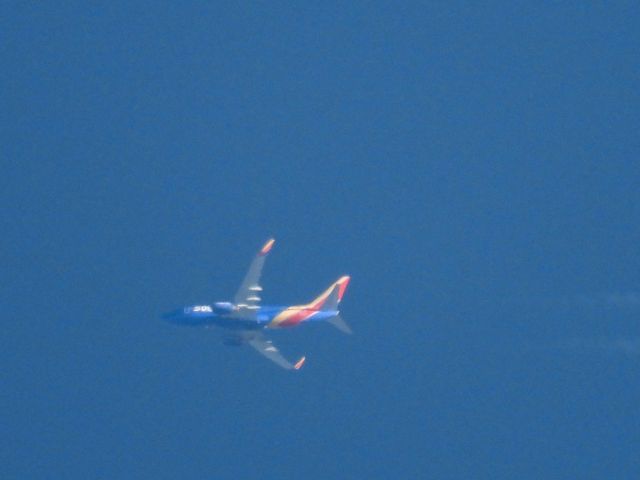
2 3 639 478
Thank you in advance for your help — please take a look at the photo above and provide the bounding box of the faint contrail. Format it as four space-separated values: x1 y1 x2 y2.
563 336 640 358
558 291 640 310
602 292 640 309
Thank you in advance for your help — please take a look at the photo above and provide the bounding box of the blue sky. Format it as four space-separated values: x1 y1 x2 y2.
2 3 639 478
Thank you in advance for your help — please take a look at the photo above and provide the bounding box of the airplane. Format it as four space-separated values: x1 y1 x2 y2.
162 239 351 370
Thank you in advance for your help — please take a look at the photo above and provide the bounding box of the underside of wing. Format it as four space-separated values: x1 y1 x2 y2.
246 333 306 371
233 238 274 309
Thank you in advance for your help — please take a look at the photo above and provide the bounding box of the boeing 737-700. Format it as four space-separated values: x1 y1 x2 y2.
163 239 351 370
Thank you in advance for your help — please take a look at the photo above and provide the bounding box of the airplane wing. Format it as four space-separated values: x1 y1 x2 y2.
233 238 275 309
246 333 306 371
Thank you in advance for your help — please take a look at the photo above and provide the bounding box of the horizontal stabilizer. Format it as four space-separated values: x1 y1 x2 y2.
328 314 353 334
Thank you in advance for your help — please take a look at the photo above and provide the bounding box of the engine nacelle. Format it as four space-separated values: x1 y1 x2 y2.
213 301 236 314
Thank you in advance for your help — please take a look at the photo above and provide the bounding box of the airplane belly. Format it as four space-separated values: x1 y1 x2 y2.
214 317 263 331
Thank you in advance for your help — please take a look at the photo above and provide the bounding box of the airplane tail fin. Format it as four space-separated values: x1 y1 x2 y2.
310 276 352 334
311 275 350 310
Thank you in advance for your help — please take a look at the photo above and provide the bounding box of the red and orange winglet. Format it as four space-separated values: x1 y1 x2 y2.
293 356 306 370
259 238 275 256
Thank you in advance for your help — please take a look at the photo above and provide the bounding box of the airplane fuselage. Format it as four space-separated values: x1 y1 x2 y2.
163 304 339 331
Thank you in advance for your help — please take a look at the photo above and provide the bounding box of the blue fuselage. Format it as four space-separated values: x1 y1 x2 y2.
163 304 338 331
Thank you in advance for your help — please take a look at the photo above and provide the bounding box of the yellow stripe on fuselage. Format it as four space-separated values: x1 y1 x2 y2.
268 306 304 328
268 278 344 328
